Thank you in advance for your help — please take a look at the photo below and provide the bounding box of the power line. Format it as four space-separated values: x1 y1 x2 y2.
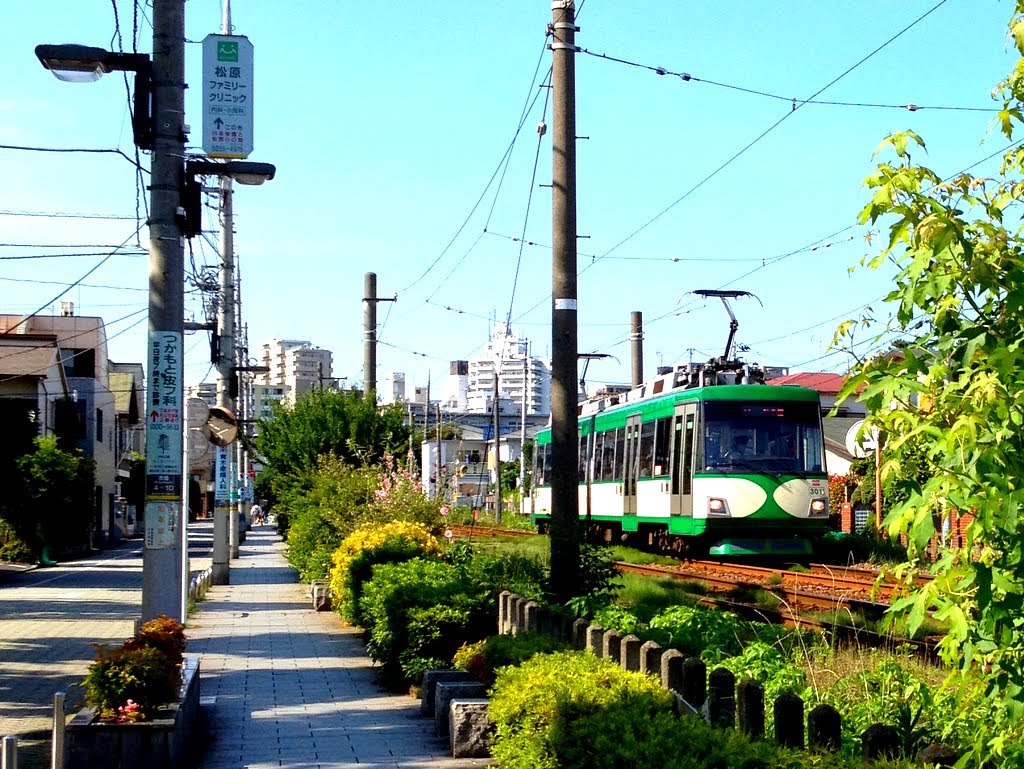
0 276 148 292
0 209 139 220
1 224 146 336
397 34 554 295
0 143 147 172
590 0 952 266
577 46 995 114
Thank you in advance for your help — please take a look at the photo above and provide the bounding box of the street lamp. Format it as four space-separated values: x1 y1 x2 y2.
179 159 276 239
35 44 153 149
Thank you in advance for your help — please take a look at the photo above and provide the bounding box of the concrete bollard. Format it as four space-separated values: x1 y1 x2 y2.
2 735 17 769
639 641 663 676
680 657 707 710
420 671 474 716
434 682 487 740
620 635 641 672
707 668 735 728
736 679 764 738
807 703 842 752
498 591 512 634
53 691 67 769
862 724 900 760
524 602 540 633
660 649 685 693
572 618 590 649
774 692 804 749
585 624 605 655
602 629 622 662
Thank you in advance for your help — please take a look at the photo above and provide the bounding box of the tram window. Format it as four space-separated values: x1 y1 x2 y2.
613 428 626 480
639 421 656 477
578 434 589 479
592 433 604 480
653 417 670 476
534 443 550 486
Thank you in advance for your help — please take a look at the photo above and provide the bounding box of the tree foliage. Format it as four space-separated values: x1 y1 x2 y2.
0 435 95 558
835 1 1024 720
253 389 410 479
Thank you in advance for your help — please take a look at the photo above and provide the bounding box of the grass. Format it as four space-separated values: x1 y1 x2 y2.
615 574 705 622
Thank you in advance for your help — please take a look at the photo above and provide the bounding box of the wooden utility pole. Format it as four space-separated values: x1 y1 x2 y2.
142 0 186 622
549 0 580 602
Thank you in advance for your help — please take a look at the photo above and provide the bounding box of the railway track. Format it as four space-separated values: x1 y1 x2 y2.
448 524 936 655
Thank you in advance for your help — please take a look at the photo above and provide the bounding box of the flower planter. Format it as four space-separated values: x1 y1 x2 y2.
64 655 200 769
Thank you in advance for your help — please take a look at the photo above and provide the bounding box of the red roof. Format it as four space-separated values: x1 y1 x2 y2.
766 372 845 394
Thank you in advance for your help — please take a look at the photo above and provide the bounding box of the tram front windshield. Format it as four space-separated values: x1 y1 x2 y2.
702 401 824 474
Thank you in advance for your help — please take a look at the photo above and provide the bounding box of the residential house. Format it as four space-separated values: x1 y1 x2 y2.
0 313 119 546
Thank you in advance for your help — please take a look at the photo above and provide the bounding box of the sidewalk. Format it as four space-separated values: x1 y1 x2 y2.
188 524 492 769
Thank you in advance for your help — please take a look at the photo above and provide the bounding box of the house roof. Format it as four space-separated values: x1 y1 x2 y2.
767 371 846 394
0 334 62 379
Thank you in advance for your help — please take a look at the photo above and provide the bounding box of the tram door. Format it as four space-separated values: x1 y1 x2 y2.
623 415 642 516
670 403 697 516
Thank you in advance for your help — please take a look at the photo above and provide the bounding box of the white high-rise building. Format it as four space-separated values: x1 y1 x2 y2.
456 324 550 416
256 339 334 404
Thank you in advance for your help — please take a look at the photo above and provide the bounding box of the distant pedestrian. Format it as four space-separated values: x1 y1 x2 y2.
250 502 264 526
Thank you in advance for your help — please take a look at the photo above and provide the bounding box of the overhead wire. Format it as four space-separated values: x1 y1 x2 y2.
586 0 952 268
1 223 146 336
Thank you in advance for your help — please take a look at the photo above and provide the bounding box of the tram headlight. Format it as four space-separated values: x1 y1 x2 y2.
808 498 828 517
708 497 730 516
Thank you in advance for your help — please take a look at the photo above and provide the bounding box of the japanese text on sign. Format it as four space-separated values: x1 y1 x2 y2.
202 35 254 159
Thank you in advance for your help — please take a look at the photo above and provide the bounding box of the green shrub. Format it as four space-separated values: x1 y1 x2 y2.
809 656 940 758
717 641 806 730
462 550 547 602
489 651 672 769
593 605 644 636
453 632 571 686
81 645 178 721
358 558 493 688
328 520 443 624
647 604 744 660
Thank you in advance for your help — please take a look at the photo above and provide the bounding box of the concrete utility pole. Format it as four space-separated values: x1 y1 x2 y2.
548 0 581 602
363 272 377 400
630 311 644 387
142 0 186 622
493 369 502 524
519 351 528 514
212 173 235 583
362 272 395 402
234 266 246 536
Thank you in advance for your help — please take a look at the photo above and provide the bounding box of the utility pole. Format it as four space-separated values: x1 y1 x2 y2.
362 272 395 402
364 272 377 401
493 369 502 524
549 0 580 602
141 0 186 622
212 171 235 582
630 311 644 387
234 266 246 536
520 350 528 514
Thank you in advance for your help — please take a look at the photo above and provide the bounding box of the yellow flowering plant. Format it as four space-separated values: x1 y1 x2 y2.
328 520 443 624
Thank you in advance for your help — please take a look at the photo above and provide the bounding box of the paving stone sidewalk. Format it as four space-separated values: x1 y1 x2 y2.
188 524 492 769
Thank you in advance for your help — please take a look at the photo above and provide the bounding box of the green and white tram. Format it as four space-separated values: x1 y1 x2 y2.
530 365 830 557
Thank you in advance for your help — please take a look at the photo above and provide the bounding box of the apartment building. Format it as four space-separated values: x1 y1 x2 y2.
449 324 551 416
256 338 334 404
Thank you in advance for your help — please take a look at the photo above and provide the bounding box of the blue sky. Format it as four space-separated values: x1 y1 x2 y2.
1 0 1018 394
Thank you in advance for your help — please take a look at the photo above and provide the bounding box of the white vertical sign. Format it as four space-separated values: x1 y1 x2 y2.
202 35 254 158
